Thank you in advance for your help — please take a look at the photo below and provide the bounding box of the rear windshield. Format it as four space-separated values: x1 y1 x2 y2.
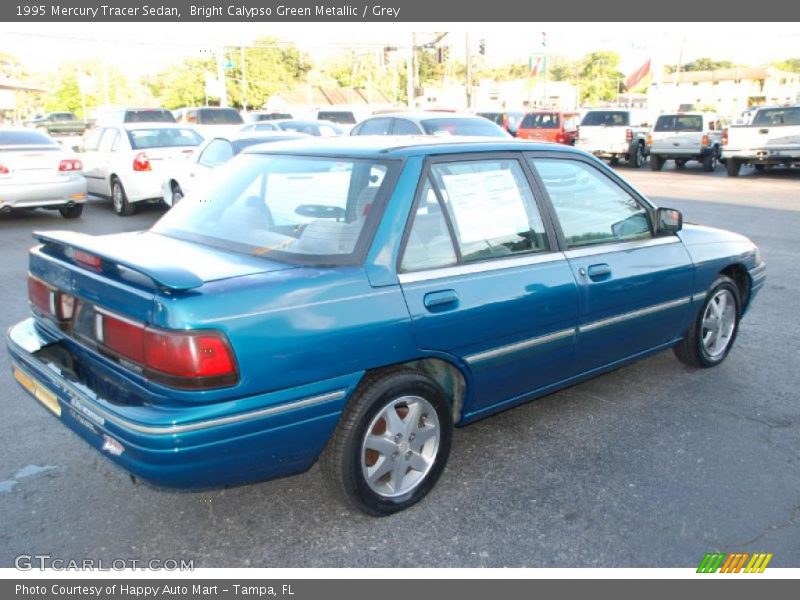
420 118 509 137
0 130 59 146
654 115 703 132
317 111 356 125
198 108 244 125
51 113 75 121
581 111 630 126
152 154 398 265
124 110 177 123
257 113 292 121
752 107 800 126
520 113 560 129
126 128 204 149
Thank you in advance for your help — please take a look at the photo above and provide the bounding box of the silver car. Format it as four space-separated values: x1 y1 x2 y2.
0 128 87 218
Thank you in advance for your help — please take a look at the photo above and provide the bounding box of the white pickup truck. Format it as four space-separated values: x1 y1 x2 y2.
575 109 650 168
648 113 724 172
723 105 800 176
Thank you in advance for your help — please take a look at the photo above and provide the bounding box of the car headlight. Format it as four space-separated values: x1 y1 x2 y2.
754 246 762 265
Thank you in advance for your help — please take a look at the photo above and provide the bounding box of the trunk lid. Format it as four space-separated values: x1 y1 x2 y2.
1 146 74 184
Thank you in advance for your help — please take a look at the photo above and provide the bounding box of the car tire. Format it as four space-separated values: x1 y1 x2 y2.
673 274 741 368
702 148 719 172
111 177 135 216
630 144 644 168
726 158 741 177
321 367 453 516
754 164 766 172
609 157 620 165
59 204 83 219
649 155 665 171
169 182 183 207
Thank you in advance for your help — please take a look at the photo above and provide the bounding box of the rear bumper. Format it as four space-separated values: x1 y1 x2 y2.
6 318 356 489
575 141 631 156
726 148 800 163
0 177 87 209
649 146 713 159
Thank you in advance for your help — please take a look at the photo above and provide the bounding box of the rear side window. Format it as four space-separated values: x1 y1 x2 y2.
428 159 549 263
400 179 457 272
581 111 629 126
654 115 703 132
198 139 234 167
0 130 58 146
392 119 421 135
532 158 651 248
355 118 392 135
198 109 243 125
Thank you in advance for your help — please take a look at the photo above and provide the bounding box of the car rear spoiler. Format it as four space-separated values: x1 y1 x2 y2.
33 230 204 292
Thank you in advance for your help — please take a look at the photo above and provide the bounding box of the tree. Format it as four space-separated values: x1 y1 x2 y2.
774 58 800 72
149 56 215 109
664 57 737 74
41 61 142 118
548 56 582 84
579 51 623 104
318 50 405 105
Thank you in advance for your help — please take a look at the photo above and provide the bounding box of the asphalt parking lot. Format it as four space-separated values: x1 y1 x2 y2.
0 164 798 568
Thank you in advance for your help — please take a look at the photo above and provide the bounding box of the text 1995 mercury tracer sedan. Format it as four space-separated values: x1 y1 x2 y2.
6 137 766 515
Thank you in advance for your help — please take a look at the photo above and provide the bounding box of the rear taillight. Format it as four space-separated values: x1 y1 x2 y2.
59 159 82 172
96 311 238 389
722 128 729 146
556 133 566 144
0 163 9 175
625 129 633 142
646 134 653 146
701 134 710 147
27 275 75 322
132 152 152 172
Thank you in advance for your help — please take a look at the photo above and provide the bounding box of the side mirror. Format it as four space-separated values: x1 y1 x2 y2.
656 207 682 235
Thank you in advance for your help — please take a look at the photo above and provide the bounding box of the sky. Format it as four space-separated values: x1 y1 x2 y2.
1 22 799 79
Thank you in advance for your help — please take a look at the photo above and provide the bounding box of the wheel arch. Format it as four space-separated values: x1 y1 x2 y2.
720 263 751 310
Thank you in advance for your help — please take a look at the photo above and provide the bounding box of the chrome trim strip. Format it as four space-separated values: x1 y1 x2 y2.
8 339 346 435
465 327 576 365
398 252 565 285
691 292 707 303
579 297 690 333
564 236 679 259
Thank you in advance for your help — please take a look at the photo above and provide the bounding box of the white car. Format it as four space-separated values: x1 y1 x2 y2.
161 132 307 207
173 107 244 139
0 128 87 218
81 124 204 216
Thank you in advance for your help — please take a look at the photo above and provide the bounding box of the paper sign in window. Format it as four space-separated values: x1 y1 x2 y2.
441 169 529 244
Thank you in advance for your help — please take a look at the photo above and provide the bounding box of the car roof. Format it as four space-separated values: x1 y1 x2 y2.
243 135 583 158
119 123 198 131
220 132 308 142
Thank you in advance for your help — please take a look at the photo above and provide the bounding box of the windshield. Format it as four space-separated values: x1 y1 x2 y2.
420 118 509 137
752 107 800 126
654 115 703 132
127 128 204 149
0 130 59 146
581 111 629 126
198 108 244 125
152 153 398 265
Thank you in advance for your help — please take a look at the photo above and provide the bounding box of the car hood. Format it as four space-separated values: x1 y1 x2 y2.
677 223 752 246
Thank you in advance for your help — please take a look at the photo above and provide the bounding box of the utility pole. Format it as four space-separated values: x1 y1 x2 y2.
407 32 417 109
465 32 473 110
215 46 228 107
240 46 247 112
541 31 548 108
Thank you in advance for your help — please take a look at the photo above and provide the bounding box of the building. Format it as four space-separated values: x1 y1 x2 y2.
265 85 396 115
0 77 46 122
650 67 800 116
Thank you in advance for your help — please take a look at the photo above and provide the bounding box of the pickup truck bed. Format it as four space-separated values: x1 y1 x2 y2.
723 106 800 176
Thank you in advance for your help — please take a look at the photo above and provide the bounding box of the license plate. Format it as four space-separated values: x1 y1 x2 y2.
14 367 61 417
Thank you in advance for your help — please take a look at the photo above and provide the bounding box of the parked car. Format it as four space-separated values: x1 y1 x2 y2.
477 111 524 136
310 107 371 127
350 112 510 137
0 128 86 218
240 120 343 137
94 108 177 127
516 111 581 145
575 109 650 167
648 113 725 172
173 107 244 138
23 112 87 136
242 111 294 123
722 104 800 176
81 123 204 215
7 137 765 516
161 132 308 207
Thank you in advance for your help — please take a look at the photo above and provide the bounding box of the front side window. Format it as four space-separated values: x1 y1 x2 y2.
357 118 392 135
532 159 652 248
152 154 398 265
429 159 549 263
392 119 421 135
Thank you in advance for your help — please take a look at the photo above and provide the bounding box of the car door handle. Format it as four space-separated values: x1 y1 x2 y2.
586 263 612 281
423 290 459 311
